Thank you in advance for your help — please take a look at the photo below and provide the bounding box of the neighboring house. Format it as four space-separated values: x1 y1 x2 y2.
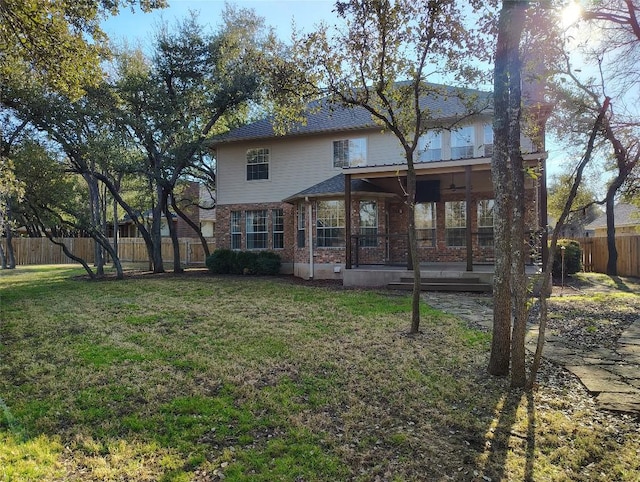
210 86 549 281
584 203 640 237
115 181 216 238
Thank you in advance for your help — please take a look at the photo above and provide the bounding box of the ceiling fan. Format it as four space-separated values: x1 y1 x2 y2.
447 173 466 192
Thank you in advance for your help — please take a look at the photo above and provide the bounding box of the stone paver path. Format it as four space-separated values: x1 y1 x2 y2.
423 292 640 414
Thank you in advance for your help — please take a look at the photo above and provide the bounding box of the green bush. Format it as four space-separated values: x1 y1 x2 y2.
205 249 237 274
551 239 582 278
205 249 281 276
236 251 259 274
255 251 281 275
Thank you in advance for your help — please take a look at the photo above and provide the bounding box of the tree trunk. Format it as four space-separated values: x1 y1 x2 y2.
0 241 7 269
171 193 211 259
507 10 527 388
165 192 183 273
527 98 610 389
605 192 618 275
488 0 517 376
84 173 104 276
406 155 421 334
151 180 165 273
5 202 16 269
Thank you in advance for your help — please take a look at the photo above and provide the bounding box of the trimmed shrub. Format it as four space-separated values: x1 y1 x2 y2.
205 249 237 274
551 239 582 278
236 251 259 275
255 251 281 275
205 249 281 276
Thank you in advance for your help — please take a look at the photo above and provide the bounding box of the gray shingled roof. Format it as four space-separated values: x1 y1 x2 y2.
283 174 388 203
212 84 492 144
585 203 640 229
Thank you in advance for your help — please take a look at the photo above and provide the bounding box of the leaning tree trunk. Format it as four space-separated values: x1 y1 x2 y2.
0 241 7 269
165 192 183 273
527 98 610 389
171 194 211 259
84 173 104 276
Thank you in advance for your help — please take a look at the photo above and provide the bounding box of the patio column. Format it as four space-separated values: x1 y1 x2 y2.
465 165 473 272
345 173 352 269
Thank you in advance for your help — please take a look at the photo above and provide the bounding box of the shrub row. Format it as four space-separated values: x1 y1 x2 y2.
205 249 281 275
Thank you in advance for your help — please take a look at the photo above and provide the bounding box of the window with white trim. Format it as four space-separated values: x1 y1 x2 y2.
483 124 494 157
445 201 466 247
297 206 305 248
246 210 268 249
477 199 495 247
451 126 474 160
272 209 284 249
333 138 367 168
359 201 378 247
415 202 436 247
418 131 442 162
246 148 269 180
316 200 345 247
230 211 241 250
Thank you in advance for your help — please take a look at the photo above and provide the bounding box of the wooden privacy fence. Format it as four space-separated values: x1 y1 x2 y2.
2 237 215 267
575 236 640 278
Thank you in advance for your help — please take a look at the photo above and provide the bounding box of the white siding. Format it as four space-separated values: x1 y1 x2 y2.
217 130 405 205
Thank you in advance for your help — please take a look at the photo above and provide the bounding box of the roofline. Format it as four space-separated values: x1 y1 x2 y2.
208 111 496 148
283 190 398 204
343 152 547 178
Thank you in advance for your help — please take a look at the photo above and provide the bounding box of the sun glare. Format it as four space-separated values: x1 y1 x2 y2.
561 1 583 28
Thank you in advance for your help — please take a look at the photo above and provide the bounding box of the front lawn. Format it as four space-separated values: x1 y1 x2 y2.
1 266 638 481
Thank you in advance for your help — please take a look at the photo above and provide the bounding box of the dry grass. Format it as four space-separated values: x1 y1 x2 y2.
1 265 639 481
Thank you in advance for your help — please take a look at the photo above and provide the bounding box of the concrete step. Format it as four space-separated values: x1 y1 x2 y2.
387 277 493 293
398 276 482 284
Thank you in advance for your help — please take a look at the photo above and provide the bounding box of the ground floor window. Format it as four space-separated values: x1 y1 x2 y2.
246 210 268 249
415 202 436 247
297 206 305 248
477 199 495 247
316 200 345 247
359 200 378 247
272 209 284 249
230 211 241 249
445 201 466 247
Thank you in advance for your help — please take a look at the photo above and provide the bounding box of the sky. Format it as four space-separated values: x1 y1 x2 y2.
101 0 572 179
101 0 337 47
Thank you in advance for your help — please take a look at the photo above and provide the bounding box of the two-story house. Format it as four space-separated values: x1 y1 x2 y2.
210 85 548 285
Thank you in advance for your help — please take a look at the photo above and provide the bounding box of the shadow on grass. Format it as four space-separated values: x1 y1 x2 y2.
472 387 538 482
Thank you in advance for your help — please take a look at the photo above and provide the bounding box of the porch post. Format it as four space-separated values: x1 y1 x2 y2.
345 173 352 269
465 165 473 272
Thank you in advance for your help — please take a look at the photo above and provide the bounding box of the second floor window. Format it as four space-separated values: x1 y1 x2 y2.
333 138 367 168
246 148 269 181
483 124 494 157
451 126 474 160
418 131 442 162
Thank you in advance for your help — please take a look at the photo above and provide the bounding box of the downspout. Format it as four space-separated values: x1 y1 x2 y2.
307 197 314 279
